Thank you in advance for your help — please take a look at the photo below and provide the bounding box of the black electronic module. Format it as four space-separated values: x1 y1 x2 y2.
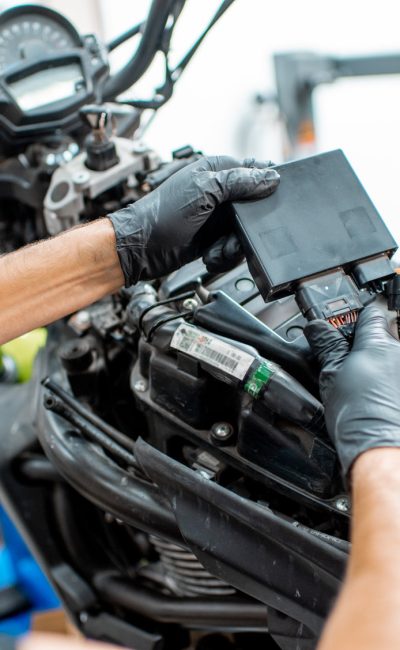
233 149 397 303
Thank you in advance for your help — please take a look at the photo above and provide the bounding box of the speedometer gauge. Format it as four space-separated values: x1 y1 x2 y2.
0 4 108 152
0 5 81 73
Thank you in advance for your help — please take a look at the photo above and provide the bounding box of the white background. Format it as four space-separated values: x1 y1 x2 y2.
2 0 400 246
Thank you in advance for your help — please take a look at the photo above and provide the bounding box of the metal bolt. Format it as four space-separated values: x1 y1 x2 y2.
72 171 90 189
132 141 148 154
76 310 90 325
335 497 350 513
45 153 56 166
142 284 154 294
134 379 148 393
68 142 79 156
211 422 234 445
182 298 199 311
198 469 212 480
68 309 91 334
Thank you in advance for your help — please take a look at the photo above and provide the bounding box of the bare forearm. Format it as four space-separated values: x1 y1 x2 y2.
0 219 123 344
318 448 400 650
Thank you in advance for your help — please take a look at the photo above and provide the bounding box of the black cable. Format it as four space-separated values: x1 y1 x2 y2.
39 416 181 544
116 0 237 110
173 0 236 78
44 393 139 469
138 289 195 336
146 311 191 342
93 572 268 627
113 1 183 110
107 21 144 52
120 56 174 110
42 377 133 451
103 0 182 101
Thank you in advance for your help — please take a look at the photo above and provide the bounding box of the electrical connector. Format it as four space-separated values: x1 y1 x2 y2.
352 254 394 290
296 270 363 335
386 270 400 338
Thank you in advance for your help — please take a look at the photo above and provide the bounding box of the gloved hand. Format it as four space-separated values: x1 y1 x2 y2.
109 155 279 286
304 305 400 477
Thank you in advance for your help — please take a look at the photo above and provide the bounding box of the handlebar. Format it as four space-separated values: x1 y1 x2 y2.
103 0 184 101
103 0 236 107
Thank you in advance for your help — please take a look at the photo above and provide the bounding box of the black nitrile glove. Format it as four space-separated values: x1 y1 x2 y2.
109 155 279 286
304 305 400 477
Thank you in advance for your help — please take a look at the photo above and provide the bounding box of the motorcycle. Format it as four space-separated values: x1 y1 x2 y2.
0 2 390 648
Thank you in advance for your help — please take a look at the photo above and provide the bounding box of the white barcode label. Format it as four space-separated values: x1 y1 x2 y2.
170 323 255 380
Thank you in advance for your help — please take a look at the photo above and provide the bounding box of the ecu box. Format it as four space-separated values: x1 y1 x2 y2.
233 149 397 301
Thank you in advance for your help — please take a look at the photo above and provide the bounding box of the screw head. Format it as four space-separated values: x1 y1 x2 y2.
211 422 234 445
76 310 90 325
132 141 148 154
134 379 148 393
79 611 88 623
45 153 56 166
335 497 350 513
72 171 90 188
182 298 198 311
68 310 91 334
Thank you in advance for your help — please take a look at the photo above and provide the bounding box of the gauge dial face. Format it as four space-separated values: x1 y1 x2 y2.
0 10 79 72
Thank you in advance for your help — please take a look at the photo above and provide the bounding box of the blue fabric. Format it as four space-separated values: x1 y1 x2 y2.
0 507 59 636
0 634 18 649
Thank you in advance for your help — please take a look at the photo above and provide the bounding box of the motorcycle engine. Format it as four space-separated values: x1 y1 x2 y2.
0 4 372 649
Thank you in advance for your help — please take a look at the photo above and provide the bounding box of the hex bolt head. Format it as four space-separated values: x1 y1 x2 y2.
134 379 148 393
335 497 350 513
132 141 148 154
182 298 199 311
75 310 91 325
72 171 90 189
211 422 234 446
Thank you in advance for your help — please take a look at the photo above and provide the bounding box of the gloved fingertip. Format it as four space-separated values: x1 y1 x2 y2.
303 319 336 344
222 232 243 260
255 168 280 181
202 234 244 273
242 158 275 169
303 319 350 366
214 166 280 202
267 170 280 183
247 166 280 190
356 303 387 326
353 303 392 347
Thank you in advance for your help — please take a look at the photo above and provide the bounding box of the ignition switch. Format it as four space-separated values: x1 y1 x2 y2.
80 104 120 171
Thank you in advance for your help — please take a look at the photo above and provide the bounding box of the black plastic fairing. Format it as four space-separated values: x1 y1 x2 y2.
135 438 348 636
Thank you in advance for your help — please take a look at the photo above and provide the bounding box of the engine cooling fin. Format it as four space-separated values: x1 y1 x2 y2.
149 535 236 597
